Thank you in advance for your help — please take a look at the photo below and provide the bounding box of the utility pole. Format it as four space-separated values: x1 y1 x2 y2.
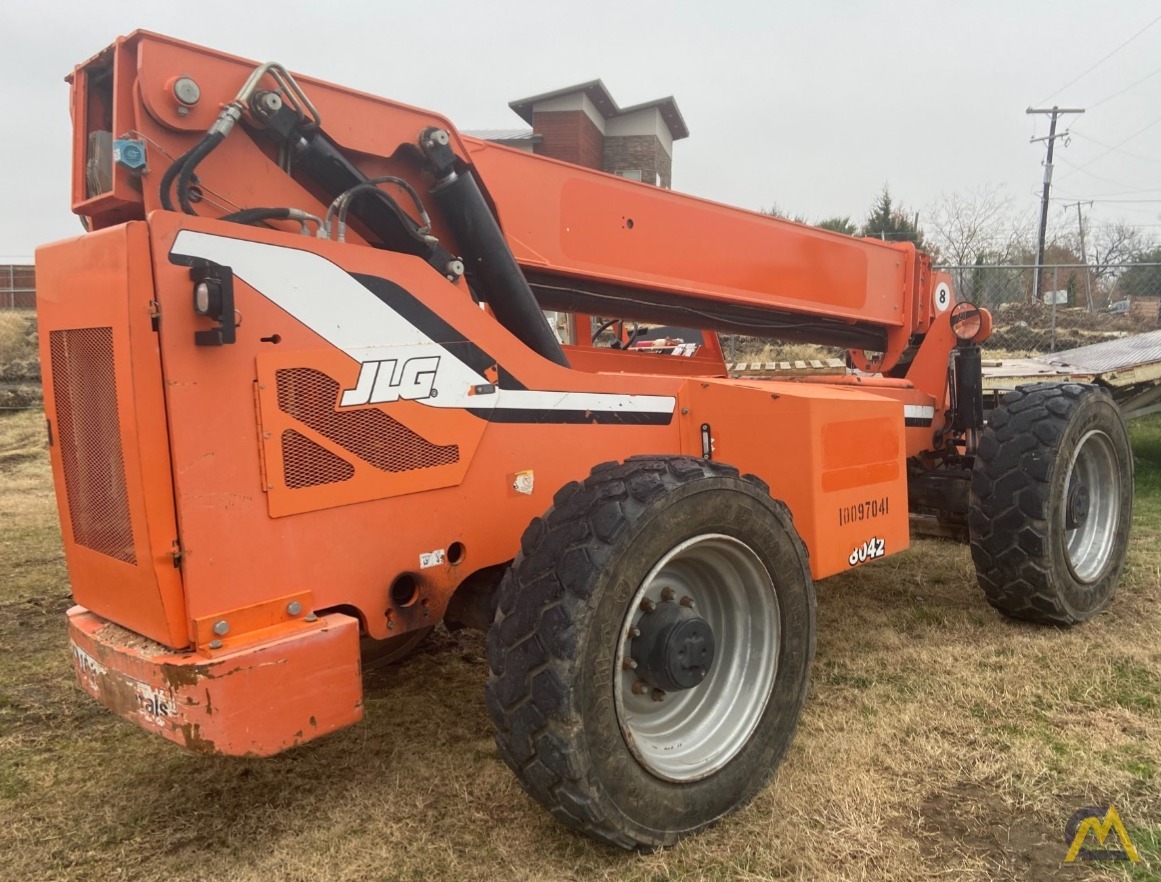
1064 200 1095 312
1027 106 1084 304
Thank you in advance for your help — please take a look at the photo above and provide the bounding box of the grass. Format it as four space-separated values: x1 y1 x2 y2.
0 310 36 364
1 407 1160 881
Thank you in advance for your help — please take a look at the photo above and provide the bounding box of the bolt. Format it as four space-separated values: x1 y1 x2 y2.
640 598 656 613
622 658 638 671
173 76 201 106
212 619 229 636
286 601 302 616
631 680 649 695
630 627 641 638
681 407 689 415
680 596 695 609
176 105 190 117
387 620 394 630
304 613 318 623
660 586 676 602
208 639 223 650
651 688 666 702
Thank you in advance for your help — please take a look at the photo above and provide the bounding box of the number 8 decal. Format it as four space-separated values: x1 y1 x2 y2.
933 282 951 313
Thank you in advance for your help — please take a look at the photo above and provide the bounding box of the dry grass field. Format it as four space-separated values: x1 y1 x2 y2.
1 404 1159 882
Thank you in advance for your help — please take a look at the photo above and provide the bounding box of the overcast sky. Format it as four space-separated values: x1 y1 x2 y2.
2 0 1159 261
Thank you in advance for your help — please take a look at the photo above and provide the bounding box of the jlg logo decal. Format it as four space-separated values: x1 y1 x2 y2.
849 537 886 567
340 356 441 407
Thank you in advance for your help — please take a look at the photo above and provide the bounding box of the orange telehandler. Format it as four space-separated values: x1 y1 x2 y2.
36 32 1134 849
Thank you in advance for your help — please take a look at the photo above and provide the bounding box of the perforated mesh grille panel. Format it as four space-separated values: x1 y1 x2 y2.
49 327 136 564
282 429 355 488
275 368 459 475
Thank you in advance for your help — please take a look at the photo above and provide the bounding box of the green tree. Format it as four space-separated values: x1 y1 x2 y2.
1115 248 1161 301
760 204 809 224
815 216 857 235
860 186 929 251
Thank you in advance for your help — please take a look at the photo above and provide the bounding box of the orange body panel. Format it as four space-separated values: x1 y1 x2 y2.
37 224 188 648
677 381 910 575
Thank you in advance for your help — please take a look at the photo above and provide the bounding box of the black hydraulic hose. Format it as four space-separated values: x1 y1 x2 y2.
159 140 208 211
177 131 226 214
431 171 569 367
221 207 294 224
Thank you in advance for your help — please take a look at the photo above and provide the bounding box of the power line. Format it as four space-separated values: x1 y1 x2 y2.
1055 157 1148 190
1073 111 1161 170
1088 62 1161 110
1068 131 1161 165
1037 12 1161 105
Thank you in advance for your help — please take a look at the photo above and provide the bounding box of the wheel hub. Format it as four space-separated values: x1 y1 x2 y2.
631 597 716 692
1066 481 1090 530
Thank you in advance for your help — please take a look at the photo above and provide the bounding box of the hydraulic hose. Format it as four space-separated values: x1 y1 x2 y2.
177 131 226 214
159 140 209 211
221 206 324 235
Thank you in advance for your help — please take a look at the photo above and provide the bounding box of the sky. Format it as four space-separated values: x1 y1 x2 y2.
1 0 1159 261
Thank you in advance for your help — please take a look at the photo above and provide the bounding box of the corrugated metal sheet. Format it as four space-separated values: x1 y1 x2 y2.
1033 328 1161 374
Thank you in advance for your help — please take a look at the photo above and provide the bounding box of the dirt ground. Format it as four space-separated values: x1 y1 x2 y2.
1 407 1159 882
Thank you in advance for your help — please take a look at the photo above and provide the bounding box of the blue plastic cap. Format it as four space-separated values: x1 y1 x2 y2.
113 139 147 170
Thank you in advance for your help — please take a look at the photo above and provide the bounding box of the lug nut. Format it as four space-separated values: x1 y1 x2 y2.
651 689 666 702
680 596 695 609
631 680 649 695
622 658 638 671
660 587 675 602
640 598 656 613
630 627 641 638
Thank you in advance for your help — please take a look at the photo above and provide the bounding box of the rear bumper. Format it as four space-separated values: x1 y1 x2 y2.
67 606 363 756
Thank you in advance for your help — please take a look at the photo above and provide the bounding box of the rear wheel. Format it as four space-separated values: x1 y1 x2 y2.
359 627 433 670
485 456 815 849
969 383 1133 624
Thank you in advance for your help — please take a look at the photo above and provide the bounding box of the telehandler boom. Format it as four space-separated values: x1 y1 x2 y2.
36 32 1134 848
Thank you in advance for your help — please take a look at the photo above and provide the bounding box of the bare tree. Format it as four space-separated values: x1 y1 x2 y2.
926 185 1035 302
927 185 1033 266
1087 222 1154 288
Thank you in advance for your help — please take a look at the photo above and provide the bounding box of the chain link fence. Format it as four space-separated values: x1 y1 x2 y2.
938 262 1161 356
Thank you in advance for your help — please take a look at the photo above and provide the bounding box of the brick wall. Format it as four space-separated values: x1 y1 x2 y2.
0 265 35 308
531 111 604 170
603 135 672 188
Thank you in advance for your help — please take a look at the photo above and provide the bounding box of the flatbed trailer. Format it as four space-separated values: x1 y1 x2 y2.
979 330 1161 421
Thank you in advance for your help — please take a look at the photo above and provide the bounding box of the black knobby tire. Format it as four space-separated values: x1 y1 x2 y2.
484 456 816 849
969 382 1133 624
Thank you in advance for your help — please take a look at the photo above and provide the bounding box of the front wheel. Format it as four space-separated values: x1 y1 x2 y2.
485 456 815 849
969 383 1133 624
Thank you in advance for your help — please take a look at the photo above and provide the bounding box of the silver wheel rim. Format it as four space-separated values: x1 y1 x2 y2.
614 533 780 782
1063 429 1120 583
